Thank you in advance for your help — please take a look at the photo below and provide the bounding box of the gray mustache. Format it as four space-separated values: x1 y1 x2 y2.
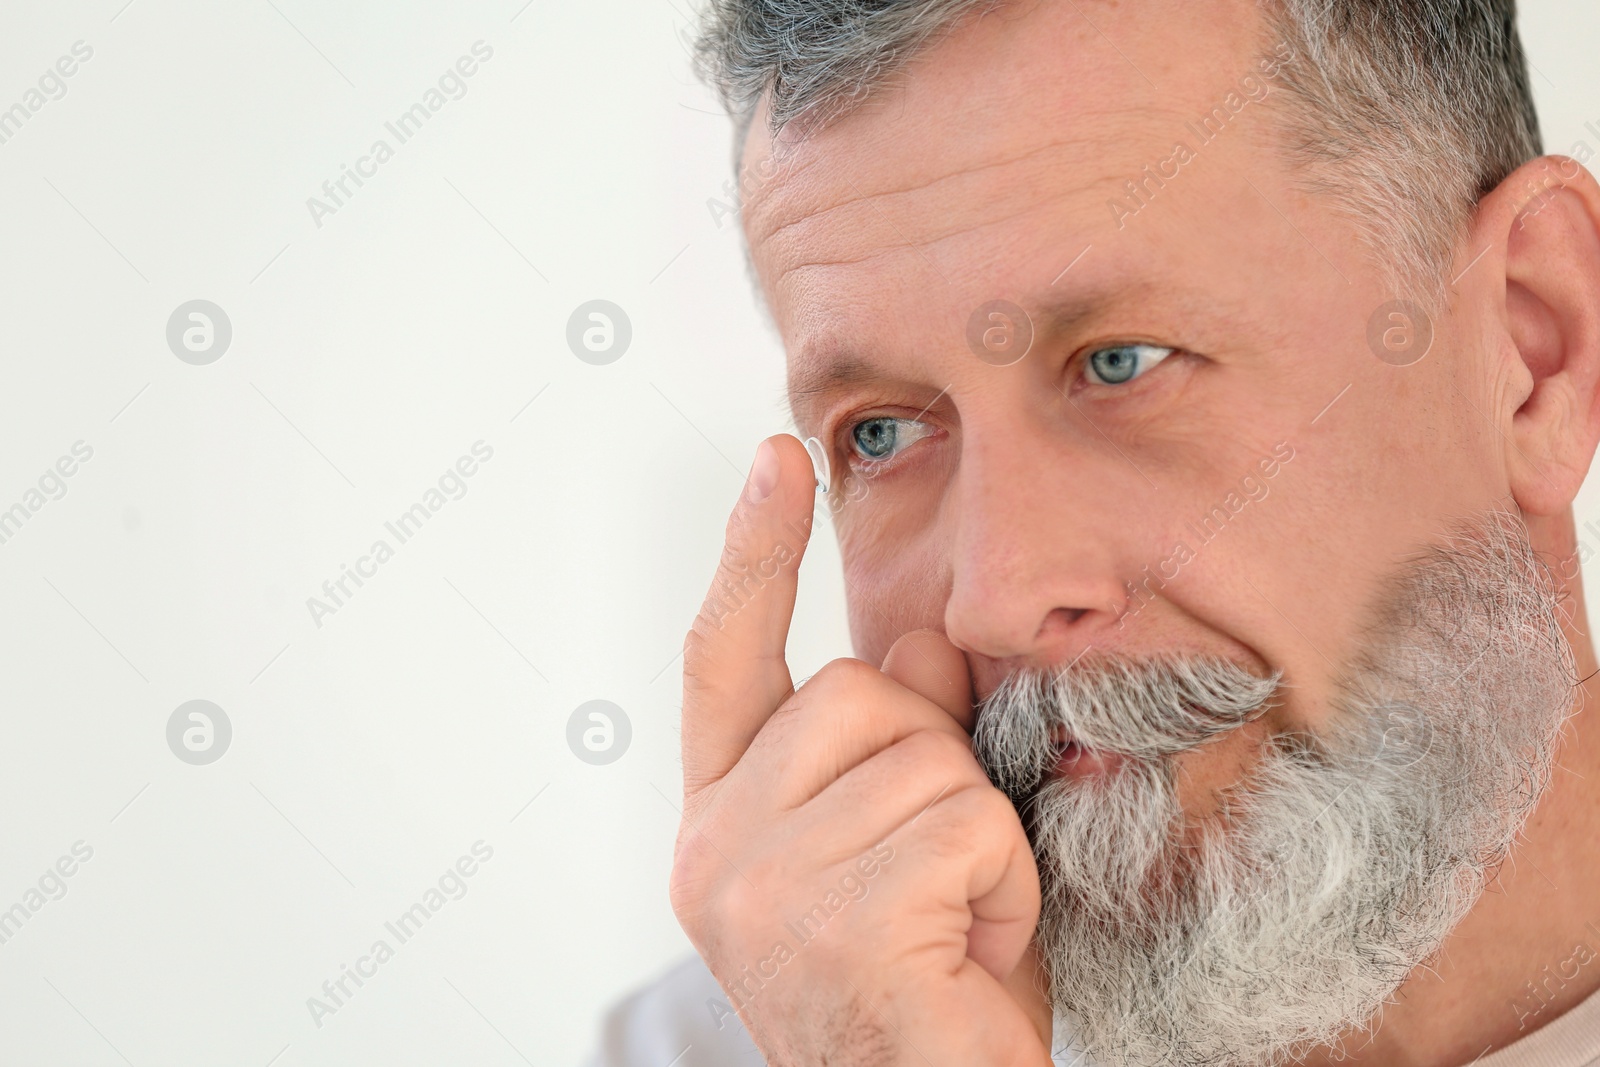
973 656 1282 799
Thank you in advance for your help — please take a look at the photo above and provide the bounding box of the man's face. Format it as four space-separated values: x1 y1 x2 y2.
740 0 1511 815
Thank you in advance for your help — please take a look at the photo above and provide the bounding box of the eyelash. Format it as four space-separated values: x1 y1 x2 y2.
833 343 1181 469
1078 343 1178 387
842 415 937 468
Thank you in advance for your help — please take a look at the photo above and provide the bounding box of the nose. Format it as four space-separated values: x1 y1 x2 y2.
942 414 1130 667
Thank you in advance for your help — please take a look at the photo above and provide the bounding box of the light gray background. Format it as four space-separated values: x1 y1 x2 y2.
0 2 1596 1064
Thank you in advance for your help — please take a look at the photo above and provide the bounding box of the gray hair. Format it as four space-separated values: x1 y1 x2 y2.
692 0 1543 307
970 508 1576 1065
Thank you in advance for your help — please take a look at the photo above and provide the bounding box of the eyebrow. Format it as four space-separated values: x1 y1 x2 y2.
1032 288 1124 340
787 355 881 407
785 285 1127 401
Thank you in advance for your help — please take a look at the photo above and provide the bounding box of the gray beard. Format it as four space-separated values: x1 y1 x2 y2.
972 510 1577 1067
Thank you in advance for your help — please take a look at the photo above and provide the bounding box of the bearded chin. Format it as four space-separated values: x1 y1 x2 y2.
979 511 1577 1067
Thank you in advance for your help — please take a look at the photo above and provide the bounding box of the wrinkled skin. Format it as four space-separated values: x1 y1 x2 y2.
671 1 1600 1064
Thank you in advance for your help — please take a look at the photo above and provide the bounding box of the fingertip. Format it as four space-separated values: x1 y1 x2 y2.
882 629 977 730
739 433 819 540
745 438 780 504
768 432 820 501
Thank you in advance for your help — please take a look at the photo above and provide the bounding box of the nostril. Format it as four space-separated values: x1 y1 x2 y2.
1040 607 1088 634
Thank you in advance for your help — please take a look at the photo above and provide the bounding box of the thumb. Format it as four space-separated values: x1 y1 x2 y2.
881 629 976 732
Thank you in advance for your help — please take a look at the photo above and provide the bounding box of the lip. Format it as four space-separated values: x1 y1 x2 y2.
1049 726 1126 779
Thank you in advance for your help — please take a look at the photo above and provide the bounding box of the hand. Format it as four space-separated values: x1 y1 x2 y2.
669 433 1051 1066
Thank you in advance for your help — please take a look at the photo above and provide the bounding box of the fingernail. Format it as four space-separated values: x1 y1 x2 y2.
746 439 779 504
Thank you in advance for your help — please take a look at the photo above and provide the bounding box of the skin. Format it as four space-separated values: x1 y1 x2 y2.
670 0 1600 1063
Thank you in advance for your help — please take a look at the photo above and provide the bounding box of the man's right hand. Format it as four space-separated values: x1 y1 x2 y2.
669 433 1051 1066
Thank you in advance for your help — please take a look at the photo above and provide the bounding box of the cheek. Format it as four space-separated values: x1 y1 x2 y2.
840 521 952 664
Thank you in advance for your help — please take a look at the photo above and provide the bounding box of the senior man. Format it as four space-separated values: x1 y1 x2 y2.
591 0 1600 1064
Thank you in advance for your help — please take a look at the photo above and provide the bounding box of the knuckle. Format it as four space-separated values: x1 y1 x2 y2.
716 543 766 599
670 843 774 960
669 793 776 942
716 871 772 943
805 656 879 697
720 513 752 563
897 728 986 786
759 694 805 740
668 827 717 924
680 613 732 698
717 533 757 578
666 858 704 928
681 617 715 685
966 782 1026 834
909 725 976 765
922 782 1019 847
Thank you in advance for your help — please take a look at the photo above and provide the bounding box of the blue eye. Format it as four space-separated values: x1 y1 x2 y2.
1084 344 1175 386
849 417 933 463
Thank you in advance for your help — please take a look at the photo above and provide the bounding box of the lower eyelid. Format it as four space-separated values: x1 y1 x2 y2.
1080 346 1182 388
844 420 938 468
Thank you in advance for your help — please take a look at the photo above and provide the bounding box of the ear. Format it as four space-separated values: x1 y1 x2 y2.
1473 155 1600 516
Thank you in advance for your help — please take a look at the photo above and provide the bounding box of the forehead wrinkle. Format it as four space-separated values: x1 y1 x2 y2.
750 122 1203 306
764 207 1053 291
748 133 1101 249
744 100 1198 250
761 181 1124 300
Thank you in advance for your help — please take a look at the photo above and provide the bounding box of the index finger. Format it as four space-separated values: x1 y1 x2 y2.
680 433 819 794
